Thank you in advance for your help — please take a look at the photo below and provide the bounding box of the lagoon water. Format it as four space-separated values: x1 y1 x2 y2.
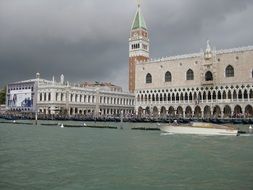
0 121 253 190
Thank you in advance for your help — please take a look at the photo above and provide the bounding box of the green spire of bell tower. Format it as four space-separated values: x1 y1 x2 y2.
131 1 147 30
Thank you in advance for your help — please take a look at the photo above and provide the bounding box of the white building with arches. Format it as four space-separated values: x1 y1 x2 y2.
6 74 135 116
130 4 253 119
135 45 253 119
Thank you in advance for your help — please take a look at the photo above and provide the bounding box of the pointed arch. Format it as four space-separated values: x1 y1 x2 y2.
156 94 159 101
160 106 167 117
224 105 232 118
205 71 213 81
198 91 202 102
238 90 242 100
165 71 172 82
184 92 188 101
186 69 194 80
168 106 175 116
222 91 226 100
148 94 151 101
245 105 253 117
180 93 184 101
212 91 216 100
152 94 155 101
204 106 211 118
250 89 253 99
168 93 171 101
189 92 193 101
228 90 232 99
208 91 211 100
218 91 222 100
194 106 202 118
153 106 159 116
160 93 163 102
193 92 197 101
172 93 175 101
203 91 207 100
163 93 167 102
146 73 152 83
176 93 179 101
234 105 242 117
213 105 221 118
233 90 237 100
243 89 248 99
225 65 234 77
177 106 183 117
185 106 192 117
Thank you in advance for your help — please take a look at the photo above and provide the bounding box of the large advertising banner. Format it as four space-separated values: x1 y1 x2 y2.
9 89 33 108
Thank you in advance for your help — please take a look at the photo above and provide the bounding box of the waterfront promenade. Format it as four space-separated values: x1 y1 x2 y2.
1 112 253 125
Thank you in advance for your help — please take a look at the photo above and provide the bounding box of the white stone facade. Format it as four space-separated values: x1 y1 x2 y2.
135 45 253 118
7 75 135 116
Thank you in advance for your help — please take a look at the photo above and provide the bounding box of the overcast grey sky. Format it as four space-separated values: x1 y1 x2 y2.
0 0 253 90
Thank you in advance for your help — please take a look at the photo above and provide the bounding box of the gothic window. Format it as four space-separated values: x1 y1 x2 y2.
186 69 194 80
225 65 234 77
146 73 152 84
205 71 213 81
165 71 172 82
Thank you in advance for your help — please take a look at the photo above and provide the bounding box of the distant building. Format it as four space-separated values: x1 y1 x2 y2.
80 82 123 92
6 73 135 116
130 3 253 118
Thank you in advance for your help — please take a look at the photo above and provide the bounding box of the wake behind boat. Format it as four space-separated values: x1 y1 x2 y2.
159 122 238 136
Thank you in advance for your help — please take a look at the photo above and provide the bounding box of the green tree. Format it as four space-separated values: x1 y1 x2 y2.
0 86 6 105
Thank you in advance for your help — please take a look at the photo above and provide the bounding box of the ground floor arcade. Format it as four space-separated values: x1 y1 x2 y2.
136 104 253 118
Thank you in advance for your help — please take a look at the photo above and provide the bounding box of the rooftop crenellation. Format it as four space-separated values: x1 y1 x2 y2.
143 45 253 64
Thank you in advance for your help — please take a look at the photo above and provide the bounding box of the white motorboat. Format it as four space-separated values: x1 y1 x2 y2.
159 122 238 136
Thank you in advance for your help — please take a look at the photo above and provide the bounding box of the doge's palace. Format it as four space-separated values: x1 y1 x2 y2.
130 3 253 119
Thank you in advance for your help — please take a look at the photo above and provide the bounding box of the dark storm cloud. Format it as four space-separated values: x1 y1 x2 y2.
0 0 253 90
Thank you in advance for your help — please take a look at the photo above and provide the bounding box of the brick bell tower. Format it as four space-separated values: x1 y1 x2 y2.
129 1 150 93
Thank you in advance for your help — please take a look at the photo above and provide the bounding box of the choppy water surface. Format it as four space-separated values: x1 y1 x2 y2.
0 121 253 190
